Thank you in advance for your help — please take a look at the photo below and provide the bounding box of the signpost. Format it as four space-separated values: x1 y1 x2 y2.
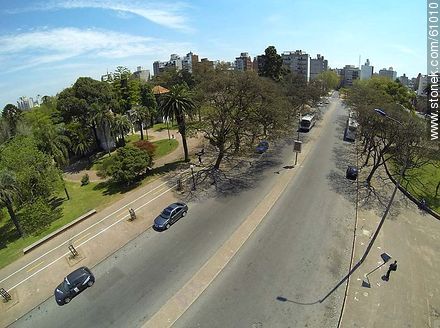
293 140 302 165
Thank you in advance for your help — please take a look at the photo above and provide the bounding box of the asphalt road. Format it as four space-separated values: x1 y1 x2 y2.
10 95 355 328
173 95 356 328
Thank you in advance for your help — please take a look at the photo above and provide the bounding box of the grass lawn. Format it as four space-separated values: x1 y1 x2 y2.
0 181 123 269
152 139 179 158
153 122 178 132
402 162 440 213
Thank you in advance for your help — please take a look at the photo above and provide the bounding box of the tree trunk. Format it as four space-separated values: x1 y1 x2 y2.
64 186 70 200
140 121 144 140
214 150 224 169
6 202 24 238
234 132 240 153
177 116 189 162
92 123 100 150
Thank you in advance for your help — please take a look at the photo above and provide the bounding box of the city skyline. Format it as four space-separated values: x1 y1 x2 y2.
0 0 426 106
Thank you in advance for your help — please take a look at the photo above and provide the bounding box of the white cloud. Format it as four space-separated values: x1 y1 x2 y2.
6 0 192 32
0 27 191 73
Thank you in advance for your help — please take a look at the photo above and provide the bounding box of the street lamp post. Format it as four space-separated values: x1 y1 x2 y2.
360 109 407 263
190 164 196 190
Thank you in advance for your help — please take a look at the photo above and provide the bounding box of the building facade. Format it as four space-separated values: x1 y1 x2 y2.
182 52 199 73
282 50 310 82
310 54 328 80
133 66 151 81
234 52 253 71
153 54 183 76
340 65 360 87
398 73 409 87
379 67 397 80
17 96 37 110
360 59 373 80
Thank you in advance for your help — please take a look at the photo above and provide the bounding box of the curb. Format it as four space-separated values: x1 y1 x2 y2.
23 210 97 254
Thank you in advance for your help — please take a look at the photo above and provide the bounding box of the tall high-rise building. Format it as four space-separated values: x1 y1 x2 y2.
17 96 36 110
360 59 373 80
340 65 360 87
133 66 151 81
282 50 310 82
398 73 409 87
234 52 253 71
310 54 328 80
153 54 183 76
182 52 199 73
379 67 397 80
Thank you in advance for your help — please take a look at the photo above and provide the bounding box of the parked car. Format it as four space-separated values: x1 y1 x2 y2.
256 140 269 154
54 267 95 306
154 202 188 230
346 166 358 180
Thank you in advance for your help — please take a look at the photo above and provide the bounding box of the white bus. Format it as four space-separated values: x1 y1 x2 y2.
300 114 316 132
345 117 358 141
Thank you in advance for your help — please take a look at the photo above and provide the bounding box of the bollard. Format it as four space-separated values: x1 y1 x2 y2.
0 288 11 302
68 244 78 258
129 208 136 221
177 178 182 191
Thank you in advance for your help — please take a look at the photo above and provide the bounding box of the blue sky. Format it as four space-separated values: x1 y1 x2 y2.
0 0 426 107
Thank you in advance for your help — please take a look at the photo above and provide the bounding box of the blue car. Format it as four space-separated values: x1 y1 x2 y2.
256 140 269 154
154 202 188 230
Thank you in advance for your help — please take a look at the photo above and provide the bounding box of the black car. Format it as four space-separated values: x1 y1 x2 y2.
54 267 95 306
154 202 188 230
256 140 269 154
346 165 358 180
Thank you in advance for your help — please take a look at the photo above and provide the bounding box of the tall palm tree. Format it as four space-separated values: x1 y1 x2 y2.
112 113 131 146
0 170 23 237
132 105 150 140
159 85 195 162
93 104 114 155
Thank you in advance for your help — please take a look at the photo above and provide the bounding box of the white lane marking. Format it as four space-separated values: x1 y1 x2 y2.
1 170 191 285
8 183 178 291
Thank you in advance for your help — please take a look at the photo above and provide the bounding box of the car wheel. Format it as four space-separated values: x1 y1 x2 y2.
87 280 94 287
166 223 170 229
182 211 187 217
64 298 71 304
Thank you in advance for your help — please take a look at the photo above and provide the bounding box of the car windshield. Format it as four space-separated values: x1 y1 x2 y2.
301 120 311 127
62 278 71 291
161 208 173 217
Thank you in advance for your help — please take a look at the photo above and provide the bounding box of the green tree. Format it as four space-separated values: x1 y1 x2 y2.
0 136 62 235
98 145 152 186
19 197 60 235
259 46 285 81
316 70 340 92
2 104 22 136
140 84 157 128
113 113 131 146
0 170 23 237
160 84 195 162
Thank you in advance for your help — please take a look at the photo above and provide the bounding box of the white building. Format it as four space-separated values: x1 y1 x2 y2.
360 59 373 80
17 96 37 110
234 52 253 71
182 52 199 73
282 50 310 82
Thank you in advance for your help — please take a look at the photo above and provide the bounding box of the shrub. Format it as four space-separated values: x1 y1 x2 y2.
81 173 90 186
133 140 156 159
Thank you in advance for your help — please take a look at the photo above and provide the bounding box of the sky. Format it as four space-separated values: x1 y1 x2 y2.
0 0 426 107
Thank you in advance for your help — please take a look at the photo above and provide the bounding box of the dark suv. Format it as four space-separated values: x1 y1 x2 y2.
54 267 95 305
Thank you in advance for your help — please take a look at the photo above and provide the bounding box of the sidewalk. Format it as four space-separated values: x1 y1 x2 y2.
0 132 204 328
340 167 440 327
